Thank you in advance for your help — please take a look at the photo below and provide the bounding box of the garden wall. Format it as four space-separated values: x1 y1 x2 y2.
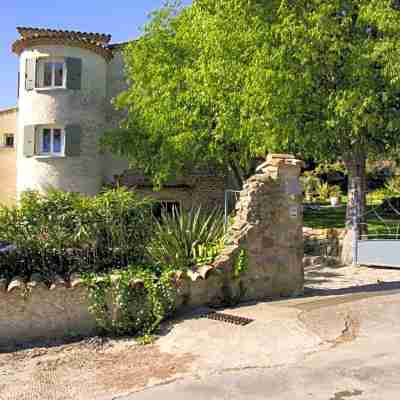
117 172 229 211
0 277 95 346
190 153 304 302
303 227 353 265
0 154 304 346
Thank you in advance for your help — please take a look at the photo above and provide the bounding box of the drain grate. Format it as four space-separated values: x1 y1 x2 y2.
201 311 254 326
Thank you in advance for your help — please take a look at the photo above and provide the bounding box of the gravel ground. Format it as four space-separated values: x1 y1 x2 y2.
0 337 194 400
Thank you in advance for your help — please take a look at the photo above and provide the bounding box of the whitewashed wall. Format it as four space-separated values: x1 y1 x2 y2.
17 45 108 197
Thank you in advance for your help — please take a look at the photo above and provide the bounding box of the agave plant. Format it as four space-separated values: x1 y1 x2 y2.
147 206 225 269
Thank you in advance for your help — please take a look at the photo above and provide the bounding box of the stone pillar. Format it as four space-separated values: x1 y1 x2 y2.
213 154 304 301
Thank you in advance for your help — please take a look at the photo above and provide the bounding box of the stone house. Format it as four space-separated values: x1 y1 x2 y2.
0 107 17 205
0 27 229 209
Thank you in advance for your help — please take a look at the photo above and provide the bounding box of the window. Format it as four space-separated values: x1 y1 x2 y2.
37 127 65 156
25 57 82 91
2 134 14 148
37 59 66 89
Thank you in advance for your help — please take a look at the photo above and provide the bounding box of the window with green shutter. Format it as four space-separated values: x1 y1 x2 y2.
66 58 82 90
25 59 37 91
23 124 81 158
24 57 82 91
23 125 36 157
65 124 82 156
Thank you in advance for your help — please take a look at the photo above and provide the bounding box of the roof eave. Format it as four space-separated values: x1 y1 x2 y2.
12 37 114 62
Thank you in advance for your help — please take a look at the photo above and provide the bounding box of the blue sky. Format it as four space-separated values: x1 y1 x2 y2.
0 1 191 109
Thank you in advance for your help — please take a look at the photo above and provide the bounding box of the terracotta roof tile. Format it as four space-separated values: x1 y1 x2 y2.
12 27 114 61
17 27 111 44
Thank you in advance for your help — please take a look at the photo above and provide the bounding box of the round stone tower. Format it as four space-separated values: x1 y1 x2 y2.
12 27 113 197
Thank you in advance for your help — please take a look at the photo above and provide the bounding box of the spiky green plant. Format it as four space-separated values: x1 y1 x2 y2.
147 207 225 269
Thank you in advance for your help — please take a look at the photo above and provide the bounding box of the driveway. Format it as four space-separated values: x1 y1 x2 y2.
123 262 400 400
123 289 400 400
1 263 400 399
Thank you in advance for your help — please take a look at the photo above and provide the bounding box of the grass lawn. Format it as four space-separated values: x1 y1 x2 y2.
303 204 400 236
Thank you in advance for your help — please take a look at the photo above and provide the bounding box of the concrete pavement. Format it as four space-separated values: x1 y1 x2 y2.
120 288 400 400
122 332 400 400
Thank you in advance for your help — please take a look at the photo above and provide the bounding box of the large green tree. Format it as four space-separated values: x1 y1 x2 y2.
265 0 400 229
102 0 400 230
102 0 278 187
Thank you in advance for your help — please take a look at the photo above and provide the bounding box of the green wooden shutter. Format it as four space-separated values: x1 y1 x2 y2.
66 58 82 90
23 125 36 157
65 124 82 156
25 59 36 91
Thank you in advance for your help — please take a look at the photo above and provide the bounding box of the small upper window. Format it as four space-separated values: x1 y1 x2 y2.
4 134 14 148
37 59 66 89
37 127 65 156
25 57 82 91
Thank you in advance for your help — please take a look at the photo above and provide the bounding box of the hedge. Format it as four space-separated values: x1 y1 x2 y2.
0 188 154 281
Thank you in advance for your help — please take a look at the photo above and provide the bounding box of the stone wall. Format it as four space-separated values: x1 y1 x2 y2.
0 277 95 346
120 174 228 211
0 154 304 346
303 227 353 265
191 153 304 302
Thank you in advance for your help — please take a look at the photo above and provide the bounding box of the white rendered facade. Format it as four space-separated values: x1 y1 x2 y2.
0 27 226 210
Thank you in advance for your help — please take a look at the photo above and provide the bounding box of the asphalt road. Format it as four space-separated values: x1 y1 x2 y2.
121 290 400 400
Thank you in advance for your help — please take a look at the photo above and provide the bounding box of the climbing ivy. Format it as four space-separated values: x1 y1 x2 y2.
82 265 177 339
221 248 249 306
84 274 112 332
232 249 248 279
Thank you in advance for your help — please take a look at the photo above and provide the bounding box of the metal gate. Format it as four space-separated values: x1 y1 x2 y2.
356 236 400 267
355 198 400 268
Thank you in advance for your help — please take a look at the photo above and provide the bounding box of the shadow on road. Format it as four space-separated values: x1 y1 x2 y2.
305 280 400 297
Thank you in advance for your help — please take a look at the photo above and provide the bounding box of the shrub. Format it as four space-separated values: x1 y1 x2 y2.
329 185 342 198
82 265 177 337
314 162 347 177
0 188 154 280
147 207 225 269
316 182 331 202
384 175 400 196
367 162 395 190
300 172 321 201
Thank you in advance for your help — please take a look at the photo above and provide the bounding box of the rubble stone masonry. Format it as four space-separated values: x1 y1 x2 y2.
0 154 304 346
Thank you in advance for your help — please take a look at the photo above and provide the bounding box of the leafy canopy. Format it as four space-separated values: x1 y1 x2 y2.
102 0 400 186
265 0 400 162
102 0 280 185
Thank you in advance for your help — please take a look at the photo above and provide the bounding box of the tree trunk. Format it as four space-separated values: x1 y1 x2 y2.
229 159 244 189
344 152 367 237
